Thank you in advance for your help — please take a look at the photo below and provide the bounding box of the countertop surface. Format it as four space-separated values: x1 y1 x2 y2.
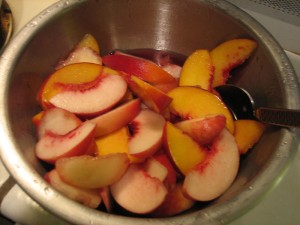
1 0 300 225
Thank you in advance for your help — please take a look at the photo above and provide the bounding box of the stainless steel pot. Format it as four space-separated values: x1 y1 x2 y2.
0 0 299 224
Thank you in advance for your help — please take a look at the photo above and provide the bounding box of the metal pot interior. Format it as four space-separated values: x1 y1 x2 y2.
0 0 299 224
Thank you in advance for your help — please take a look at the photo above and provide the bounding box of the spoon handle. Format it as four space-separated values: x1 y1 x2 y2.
255 107 300 128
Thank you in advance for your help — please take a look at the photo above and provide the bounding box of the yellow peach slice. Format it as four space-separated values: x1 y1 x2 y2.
210 38 257 87
56 153 130 189
95 126 141 163
38 63 103 109
179 49 214 91
167 86 235 133
56 34 102 69
152 183 195 217
96 127 129 156
183 128 239 201
45 169 102 209
163 121 207 175
76 33 100 53
126 75 173 113
234 119 265 154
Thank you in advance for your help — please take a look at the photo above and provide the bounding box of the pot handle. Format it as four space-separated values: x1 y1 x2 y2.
0 163 68 225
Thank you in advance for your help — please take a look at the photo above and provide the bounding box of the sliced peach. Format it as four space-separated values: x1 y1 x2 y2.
210 38 257 87
76 33 100 53
90 98 140 137
154 63 181 93
152 183 195 217
128 109 166 159
234 119 265 154
162 64 182 79
45 169 101 209
125 75 173 113
49 74 127 117
174 115 226 145
163 121 207 175
183 128 240 201
119 89 135 103
85 139 98 156
95 127 129 156
56 34 101 69
152 79 179 93
56 47 102 69
56 153 129 189
99 186 113 212
153 150 177 188
167 86 235 133
38 63 103 109
144 157 168 182
32 111 45 126
95 126 141 163
179 49 214 91
37 107 82 139
35 121 96 164
110 164 168 214
102 53 176 84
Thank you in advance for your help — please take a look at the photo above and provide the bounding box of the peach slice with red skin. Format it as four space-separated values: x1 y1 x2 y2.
152 63 181 93
56 47 102 70
174 114 226 145
121 73 173 113
152 80 178 94
234 119 265 154
35 121 96 164
99 186 113 212
36 107 82 139
110 164 168 214
163 121 207 175
179 49 214 91
183 128 240 201
144 157 169 182
210 38 257 87
90 98 141 137
152 183 195 217
167 86 235 133
38 63 103 109
56 34 102 69
152 150 177 188
44 169 102 209
102 53 176 84
49 73 127 118
128 109 166 159
32 111 45 126
38 63 127 117
56 153 129 189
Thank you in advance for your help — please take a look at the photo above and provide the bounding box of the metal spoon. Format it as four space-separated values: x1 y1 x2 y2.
116 48 300 128
215 84 300 128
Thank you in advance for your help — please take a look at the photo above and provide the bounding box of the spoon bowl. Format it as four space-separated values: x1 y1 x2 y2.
215 85 300 128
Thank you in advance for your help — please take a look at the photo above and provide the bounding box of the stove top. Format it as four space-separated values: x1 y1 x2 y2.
1 1 300 225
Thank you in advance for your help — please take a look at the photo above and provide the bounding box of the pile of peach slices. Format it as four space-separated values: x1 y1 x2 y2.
33 34 265 216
